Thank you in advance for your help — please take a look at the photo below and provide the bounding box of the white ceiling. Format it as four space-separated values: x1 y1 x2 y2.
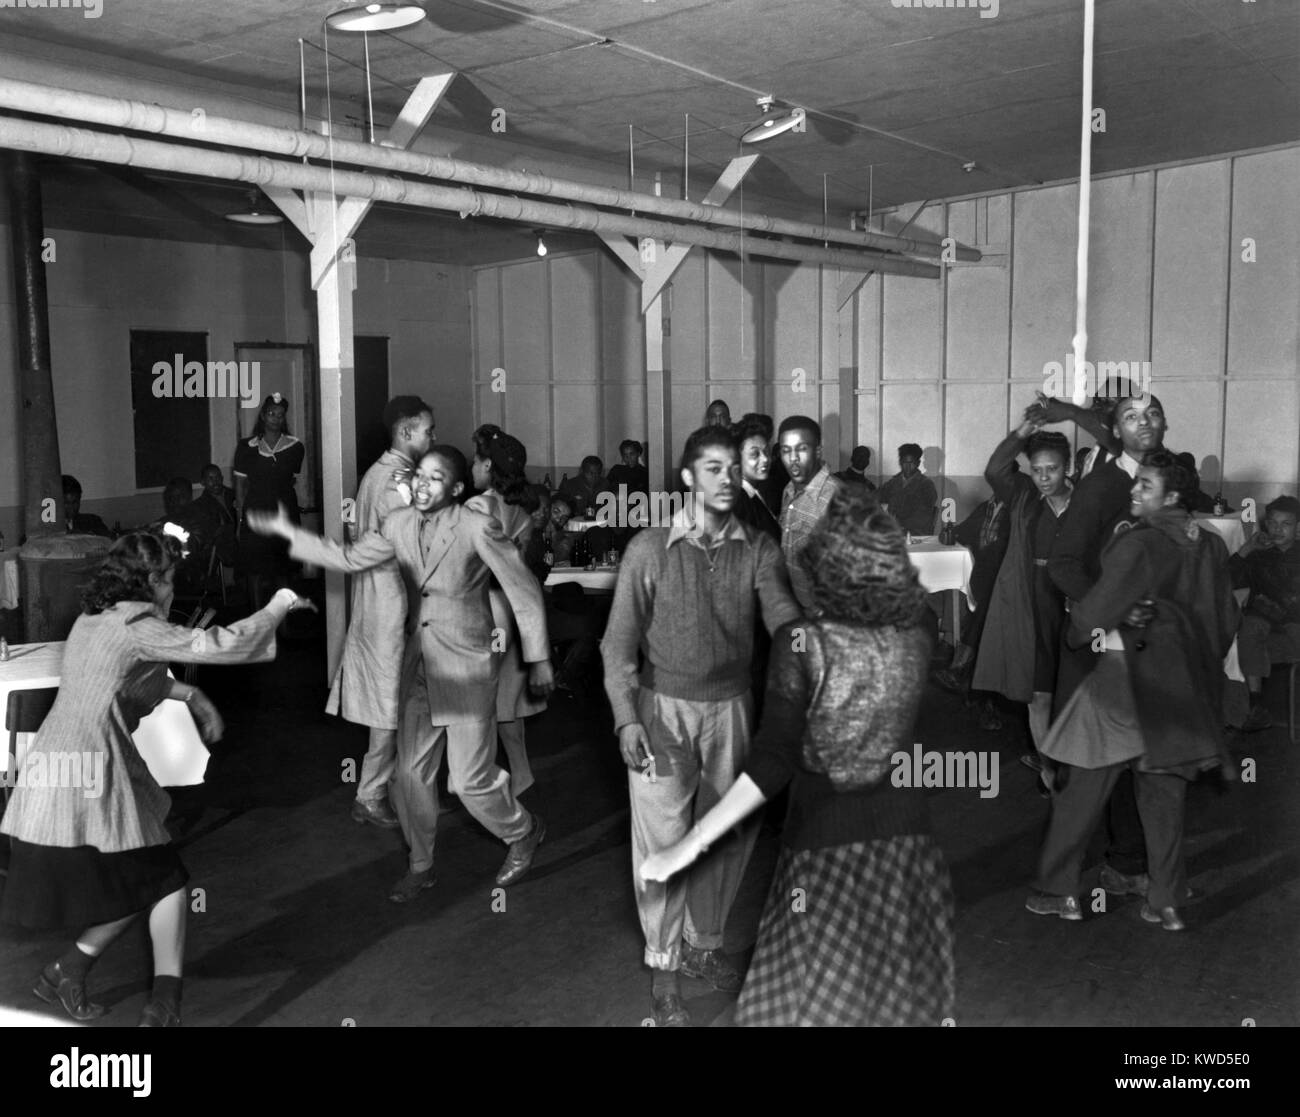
2 0 1296 263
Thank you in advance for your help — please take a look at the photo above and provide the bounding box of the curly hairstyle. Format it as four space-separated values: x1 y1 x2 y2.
730 416 771 450
81 530 182 615
799 485 927 627
1025 430 1071 467
472 425 537 512
1142 448 1199 512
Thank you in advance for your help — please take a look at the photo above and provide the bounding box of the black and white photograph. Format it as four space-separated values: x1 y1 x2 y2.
0 0 1295 1057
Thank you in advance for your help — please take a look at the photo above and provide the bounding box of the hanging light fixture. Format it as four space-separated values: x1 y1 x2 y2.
535 230 548 257
740 96 806 144
325 3 427 32
225 189 283 225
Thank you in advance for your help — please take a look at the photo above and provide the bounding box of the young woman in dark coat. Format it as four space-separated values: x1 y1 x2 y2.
1027 451 1238 931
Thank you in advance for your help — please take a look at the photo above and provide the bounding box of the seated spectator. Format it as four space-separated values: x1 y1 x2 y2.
62 475 112 537
1230 495 1300 732
835 446 877 492
878 444 938 536
545 495 577 564
193 463 238 565
524 486 554 584
156 478 216 597
607 440 650 542
559 456 612 517
607 440 649 501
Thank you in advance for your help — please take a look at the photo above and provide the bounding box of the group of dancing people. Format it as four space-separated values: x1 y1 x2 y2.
1 383 1293 1026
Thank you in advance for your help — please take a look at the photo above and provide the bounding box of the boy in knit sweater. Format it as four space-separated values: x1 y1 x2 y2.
603 426 802 1027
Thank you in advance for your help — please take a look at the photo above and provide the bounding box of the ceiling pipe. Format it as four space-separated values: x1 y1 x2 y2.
0 76 976 264
0 116 942 278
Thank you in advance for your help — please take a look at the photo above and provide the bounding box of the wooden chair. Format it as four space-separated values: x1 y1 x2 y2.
3 686 59 813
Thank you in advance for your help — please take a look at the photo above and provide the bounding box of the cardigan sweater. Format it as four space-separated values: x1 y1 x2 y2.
746 619 933 850
601 512 802 729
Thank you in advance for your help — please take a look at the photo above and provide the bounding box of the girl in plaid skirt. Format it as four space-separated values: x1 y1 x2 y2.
641 486 955 1025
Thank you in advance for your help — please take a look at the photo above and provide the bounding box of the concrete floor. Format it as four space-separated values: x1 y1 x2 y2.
2 618 1297 1027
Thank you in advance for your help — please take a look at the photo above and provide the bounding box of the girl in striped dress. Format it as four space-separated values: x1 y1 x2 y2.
0 530 314 1026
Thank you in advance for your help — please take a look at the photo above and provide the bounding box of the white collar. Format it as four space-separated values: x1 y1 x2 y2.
1115 451 1142 479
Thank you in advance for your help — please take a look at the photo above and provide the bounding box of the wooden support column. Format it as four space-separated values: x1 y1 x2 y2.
600 156 759 490
265 75 452 677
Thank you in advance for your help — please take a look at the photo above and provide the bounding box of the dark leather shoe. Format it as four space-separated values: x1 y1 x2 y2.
388 868 436 904
1141 903 1186 932
138 999 181 1027
496 814 546 886
34 962 107 1022
351 797 400 829
651 991 691 1027
680 944 744 993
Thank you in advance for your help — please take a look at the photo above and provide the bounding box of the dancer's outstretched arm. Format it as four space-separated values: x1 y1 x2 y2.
248 502 395 573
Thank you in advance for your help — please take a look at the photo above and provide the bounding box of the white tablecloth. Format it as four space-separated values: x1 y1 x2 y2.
546 563 619 592
0 641 208 786
1195 513 1245 555
545 545 975 602
1 555 18 610
907 542 974 605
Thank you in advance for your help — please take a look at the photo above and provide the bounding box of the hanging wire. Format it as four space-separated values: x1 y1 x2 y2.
363 30 376 144
1072 0 1096 407
683 113 689 202
298 39 307 135
822 173 829 247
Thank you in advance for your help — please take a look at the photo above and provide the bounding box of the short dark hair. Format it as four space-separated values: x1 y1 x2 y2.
384 396 432 439
164 477 192 502
731 417 771 448
202 463 222 476
1113 392 1165 419
849 446 871 470
1026 431 1071 467
680 426 738 472
898 443 922 461
62 474 82 495
738 412 774 441
619 439 643 457
778 415 821 446
1142 449 1198 512
424 444 467 487
1265 495 1300 520
580 455 603 472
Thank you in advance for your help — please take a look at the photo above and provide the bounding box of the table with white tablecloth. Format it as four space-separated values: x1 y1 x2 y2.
0 641 207 786
546 562 619 593
907 541 975 643
544 544 975 632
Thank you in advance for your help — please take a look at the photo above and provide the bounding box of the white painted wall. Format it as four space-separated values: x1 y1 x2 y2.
471 147 1300 518
0 229 472 543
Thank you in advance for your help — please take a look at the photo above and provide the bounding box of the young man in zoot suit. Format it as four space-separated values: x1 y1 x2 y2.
603 425 802 1028
335 397 435 830
252 446 552 904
